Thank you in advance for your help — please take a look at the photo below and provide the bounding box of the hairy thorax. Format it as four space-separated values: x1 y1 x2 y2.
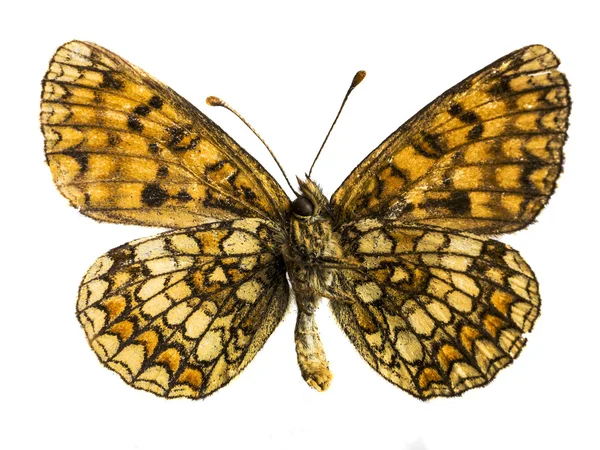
283 214 343 309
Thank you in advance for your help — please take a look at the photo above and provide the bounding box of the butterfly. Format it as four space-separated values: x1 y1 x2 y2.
41 41 569 399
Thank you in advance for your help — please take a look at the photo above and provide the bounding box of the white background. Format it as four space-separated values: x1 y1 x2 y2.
1 1 598 449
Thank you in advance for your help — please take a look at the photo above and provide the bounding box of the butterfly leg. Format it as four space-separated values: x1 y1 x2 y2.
295 293 332 392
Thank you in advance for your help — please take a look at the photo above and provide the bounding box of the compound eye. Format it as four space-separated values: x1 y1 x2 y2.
291 196 314 218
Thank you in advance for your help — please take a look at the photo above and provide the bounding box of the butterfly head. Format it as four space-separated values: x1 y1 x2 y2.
291 177 330 220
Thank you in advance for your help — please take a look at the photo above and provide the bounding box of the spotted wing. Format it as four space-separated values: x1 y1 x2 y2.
328 220 539 399
41 41 290 228
77 218 289 398
331 45 569 234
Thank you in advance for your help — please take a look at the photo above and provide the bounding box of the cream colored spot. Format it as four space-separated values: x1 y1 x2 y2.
133 380 165 396
406 304 436 336
65 41 92 57
391 267 410 283
510 302 535 330
440 254 472 271
416 232 446 252
138 275 167 301
222 231 261 254
474 340 504 372
425 299 452 324
508 274 532 300
486 267 505 284
79 307 106 338
137 366 170 390
197 330 224 361
427 278 453 298
170 234 200 254
209 267 227 283
430 268 451 282
113 344 146 377
237 280 262 303
166 302 193 326
366 332 383 348
169 271 188 285
240 256 258 270
142 294 171 317
212 314 234 330
503 251 531 276
356 282 382 303
449 362 481 387
166 281 192 302
82 279 110 307
395 330 424 363
498 329 522 356
135 239 169 260
451 273 480 297
358 229 393 254
92 334 120 360
185 301 218 338
145 256 194 275
446 235 483 256
446 290 473 312
423 253 472 271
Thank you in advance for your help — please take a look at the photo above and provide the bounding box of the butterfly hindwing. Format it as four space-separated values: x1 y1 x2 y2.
328 219 539 399
41 41 290 228
331 45 569 234
77 218 289 398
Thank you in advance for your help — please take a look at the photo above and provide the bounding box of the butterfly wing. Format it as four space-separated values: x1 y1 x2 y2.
331 45 569 234
41 41 290 228
77 218 289 398
328 220 539 399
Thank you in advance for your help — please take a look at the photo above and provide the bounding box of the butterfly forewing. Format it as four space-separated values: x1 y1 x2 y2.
331 45 569 234
329 219 539 399
41 41 290 228
77 218 289 398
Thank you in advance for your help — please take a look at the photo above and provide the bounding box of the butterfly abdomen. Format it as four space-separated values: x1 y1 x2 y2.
284 215 342 392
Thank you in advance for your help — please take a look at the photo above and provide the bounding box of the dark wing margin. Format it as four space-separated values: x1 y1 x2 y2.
77 218 290 398
41 41 290 228
331 45 569 234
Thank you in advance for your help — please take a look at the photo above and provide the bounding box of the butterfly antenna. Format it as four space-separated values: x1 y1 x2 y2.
206 96 301 197
307 70 366 178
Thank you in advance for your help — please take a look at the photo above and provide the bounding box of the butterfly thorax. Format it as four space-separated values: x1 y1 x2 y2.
283 179 344 304
282 178 343 391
